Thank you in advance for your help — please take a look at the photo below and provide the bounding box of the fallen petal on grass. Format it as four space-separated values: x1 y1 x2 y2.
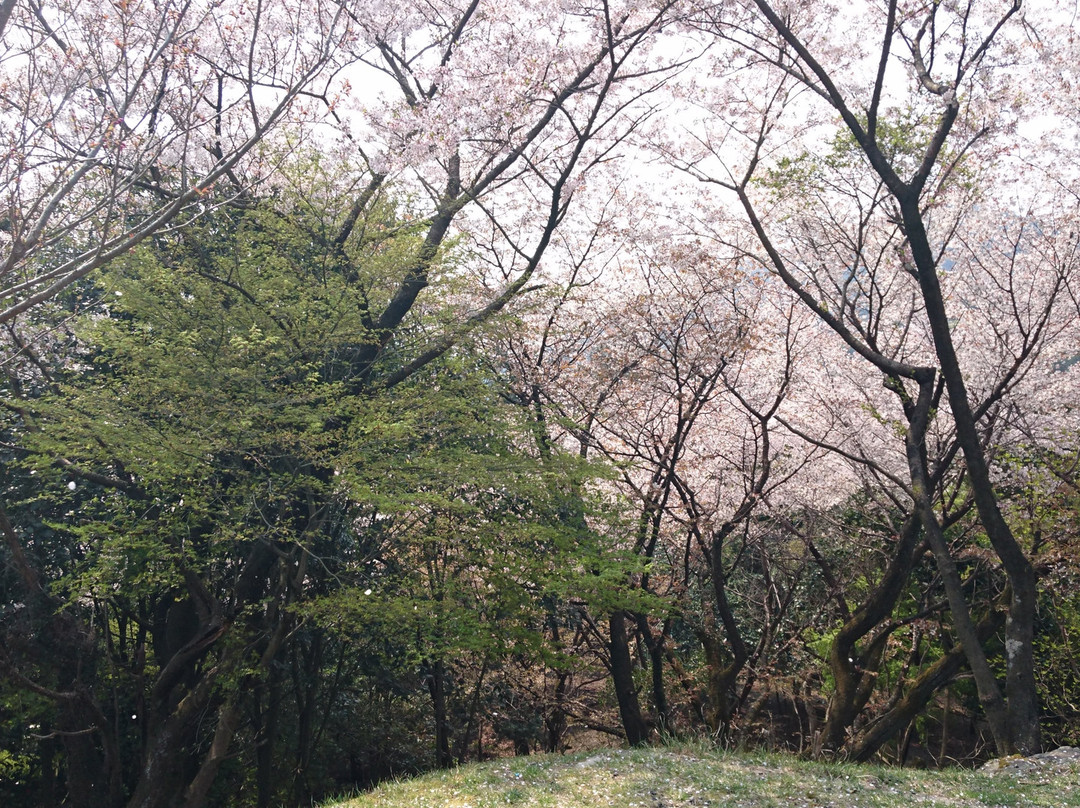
323 744 1080 808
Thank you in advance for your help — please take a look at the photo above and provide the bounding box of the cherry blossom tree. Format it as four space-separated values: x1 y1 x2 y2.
0 0 356 337
1 1 692 804
492 208 843 743
664 0 1080 755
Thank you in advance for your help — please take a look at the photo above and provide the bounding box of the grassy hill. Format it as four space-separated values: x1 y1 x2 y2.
324 745 1080 808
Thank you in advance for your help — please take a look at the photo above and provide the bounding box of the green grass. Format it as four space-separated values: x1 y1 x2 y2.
323 745 1080 808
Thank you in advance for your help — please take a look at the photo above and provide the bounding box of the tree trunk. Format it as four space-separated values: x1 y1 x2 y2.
636 614 670 732
425 659 453 767
0 501 122 806
848 610 1004 763
900 199 1041 755
182 699 244 808
819 516 923 755
254 668 281 808
545 670 570 753
290 633 323 807
903 375 1012 755
699 524 750 737
609 610 649 746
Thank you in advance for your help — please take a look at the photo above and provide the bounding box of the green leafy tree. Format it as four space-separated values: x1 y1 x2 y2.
0 182 616 807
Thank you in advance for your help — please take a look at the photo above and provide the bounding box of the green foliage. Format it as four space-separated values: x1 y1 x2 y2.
762 107 979 203
2 182 641 803
18 195 423 590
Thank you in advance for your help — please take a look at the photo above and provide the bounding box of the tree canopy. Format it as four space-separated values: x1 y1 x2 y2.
3 1 1080 806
